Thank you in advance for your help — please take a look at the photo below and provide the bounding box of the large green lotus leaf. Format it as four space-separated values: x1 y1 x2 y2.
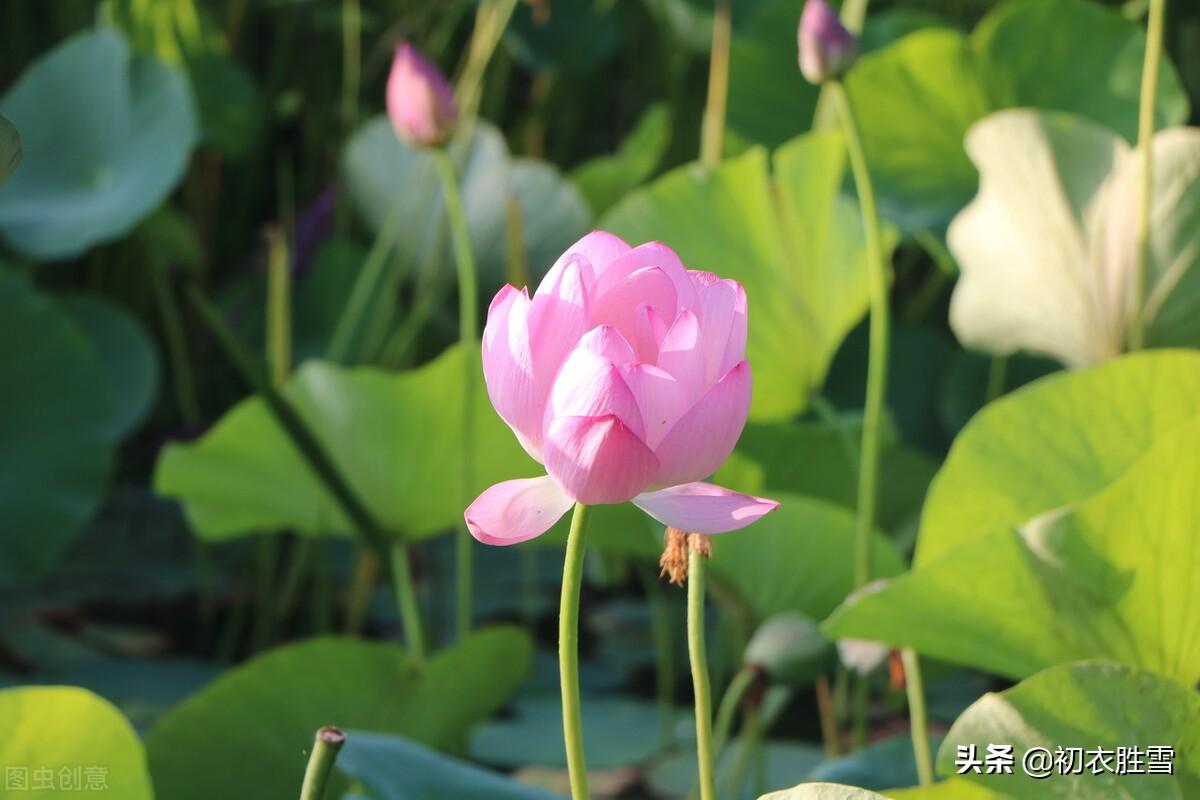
603 133 896 420
711 493 905 624
885 779 1002 799
154 343 538 542
146 629 532 800
0 29 197 261
917 350 1200 566
337 731 560 800
810 734 946 792
0 686 154 799
0 114 19 185
826 416 1200 684
948 110 1200 366
936 661 1200 799
342 117 589 290
0 274 125 585
847 0 1188 234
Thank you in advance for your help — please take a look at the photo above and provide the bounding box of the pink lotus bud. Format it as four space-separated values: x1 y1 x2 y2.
798 0 858 84
386 43 457 148
465 231 779 546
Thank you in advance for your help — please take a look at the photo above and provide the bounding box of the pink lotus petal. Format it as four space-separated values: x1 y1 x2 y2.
549 348 646 440
651 361 751 487
657 310 707 399
482 285 542 459
544 414 660 504
593 242 699 312
547 231 631 280
698 279 748 383
620 362 688 450
590 266 677 348
528 259 591 397
465 476 573 545
633 482 779 534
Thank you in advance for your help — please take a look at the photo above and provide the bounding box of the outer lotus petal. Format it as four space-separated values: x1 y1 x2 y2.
528 259 591 395
544 414 660 504
697 279 748 384
633 482 779 534
548 347 646 439
620 362 688 449
651 360 751 487
482 285 542 458
656 310 707 400
464 476 573 545
576 324 636 365
592 242 699 312
688 269 721 289
546 230 631 279
589 266 677 347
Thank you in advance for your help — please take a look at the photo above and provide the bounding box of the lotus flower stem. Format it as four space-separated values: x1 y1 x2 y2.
1129 0 1167 350
700 0 732 167
432 147 479 641
150 262 201 428
830 78 902 757
901 648 934 785
390 543 427 664
827 81 886 593
559 502 593 799
298 726 346 800
687 544 718 800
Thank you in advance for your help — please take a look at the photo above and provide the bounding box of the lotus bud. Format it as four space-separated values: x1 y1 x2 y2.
744 612 834 686
798 0 858 84
386 43 457 148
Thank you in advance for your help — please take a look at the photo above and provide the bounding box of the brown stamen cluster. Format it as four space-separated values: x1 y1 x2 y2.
658 527 712 586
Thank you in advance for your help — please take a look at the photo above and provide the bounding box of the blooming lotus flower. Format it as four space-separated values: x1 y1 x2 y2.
386 43 457 148
798 0 858 85
466 231 779 544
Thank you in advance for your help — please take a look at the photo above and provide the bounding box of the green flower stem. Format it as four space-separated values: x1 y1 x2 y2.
188 287 391 556
816 674 841 756
902 648 934 786
390 543 427 665
831 78 901 755
432 147 479 641
829 80 886 593
688 547 718 800
1129 0 1167 351
700 0 732 167
298 726 346 800
560 503 593 800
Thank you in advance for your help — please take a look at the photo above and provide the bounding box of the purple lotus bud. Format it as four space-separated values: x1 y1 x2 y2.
798 0 858 84
386 43 457 148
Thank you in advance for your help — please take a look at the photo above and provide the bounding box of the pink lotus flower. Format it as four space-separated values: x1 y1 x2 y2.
466 231 779 545
386 43 457 148
798 0 858 85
